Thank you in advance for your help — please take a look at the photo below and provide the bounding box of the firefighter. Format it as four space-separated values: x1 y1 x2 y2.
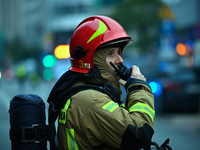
47 15 155 150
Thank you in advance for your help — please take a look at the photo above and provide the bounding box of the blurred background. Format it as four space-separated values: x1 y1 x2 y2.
0 0 200 149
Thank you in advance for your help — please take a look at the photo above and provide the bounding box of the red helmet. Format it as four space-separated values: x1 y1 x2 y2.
69 15 132 73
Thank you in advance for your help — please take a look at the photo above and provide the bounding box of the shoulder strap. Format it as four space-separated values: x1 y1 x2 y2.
48 84 119 124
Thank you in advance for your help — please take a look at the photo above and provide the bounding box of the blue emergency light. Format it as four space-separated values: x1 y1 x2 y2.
148 81 162 96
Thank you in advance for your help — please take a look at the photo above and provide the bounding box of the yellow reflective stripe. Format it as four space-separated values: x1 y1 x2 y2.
87 20 107 43
129 103 155 121
66 128 79 150
120 103 125 108
58 99 71 124
102 101 119 112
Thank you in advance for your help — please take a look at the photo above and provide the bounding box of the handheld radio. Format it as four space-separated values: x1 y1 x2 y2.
109 62 131 81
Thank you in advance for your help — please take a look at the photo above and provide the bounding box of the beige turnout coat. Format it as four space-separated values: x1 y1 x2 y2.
57 79 154 150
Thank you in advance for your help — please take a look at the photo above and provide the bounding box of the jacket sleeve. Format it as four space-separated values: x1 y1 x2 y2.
81 78 155 149
121 78 155 150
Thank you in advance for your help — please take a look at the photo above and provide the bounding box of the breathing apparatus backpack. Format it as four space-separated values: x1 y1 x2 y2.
9 94 49 150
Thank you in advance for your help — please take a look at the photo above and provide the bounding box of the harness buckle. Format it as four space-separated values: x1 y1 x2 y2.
19 124 40 143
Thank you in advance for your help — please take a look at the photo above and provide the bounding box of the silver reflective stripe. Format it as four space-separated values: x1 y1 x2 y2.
66 128 79 150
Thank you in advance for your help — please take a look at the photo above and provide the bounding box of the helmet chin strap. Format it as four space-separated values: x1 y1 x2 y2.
85 65 121 104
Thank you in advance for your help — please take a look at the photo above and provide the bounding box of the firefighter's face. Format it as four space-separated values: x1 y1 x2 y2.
106 47 123 72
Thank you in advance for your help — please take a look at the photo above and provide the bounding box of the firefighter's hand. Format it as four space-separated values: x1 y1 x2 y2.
119 65 146 86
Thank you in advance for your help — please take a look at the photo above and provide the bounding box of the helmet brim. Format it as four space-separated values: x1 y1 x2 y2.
97 38 133 49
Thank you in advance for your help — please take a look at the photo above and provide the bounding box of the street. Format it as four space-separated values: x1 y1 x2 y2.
0 78 200 150
153 114 200 149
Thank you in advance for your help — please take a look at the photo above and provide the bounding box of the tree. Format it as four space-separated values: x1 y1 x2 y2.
110 0 163 53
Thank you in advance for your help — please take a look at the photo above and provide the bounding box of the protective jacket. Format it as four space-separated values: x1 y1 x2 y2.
54 71 155 150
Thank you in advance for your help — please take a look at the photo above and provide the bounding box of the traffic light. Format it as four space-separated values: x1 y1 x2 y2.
42 55 57 68
54 45 70 59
